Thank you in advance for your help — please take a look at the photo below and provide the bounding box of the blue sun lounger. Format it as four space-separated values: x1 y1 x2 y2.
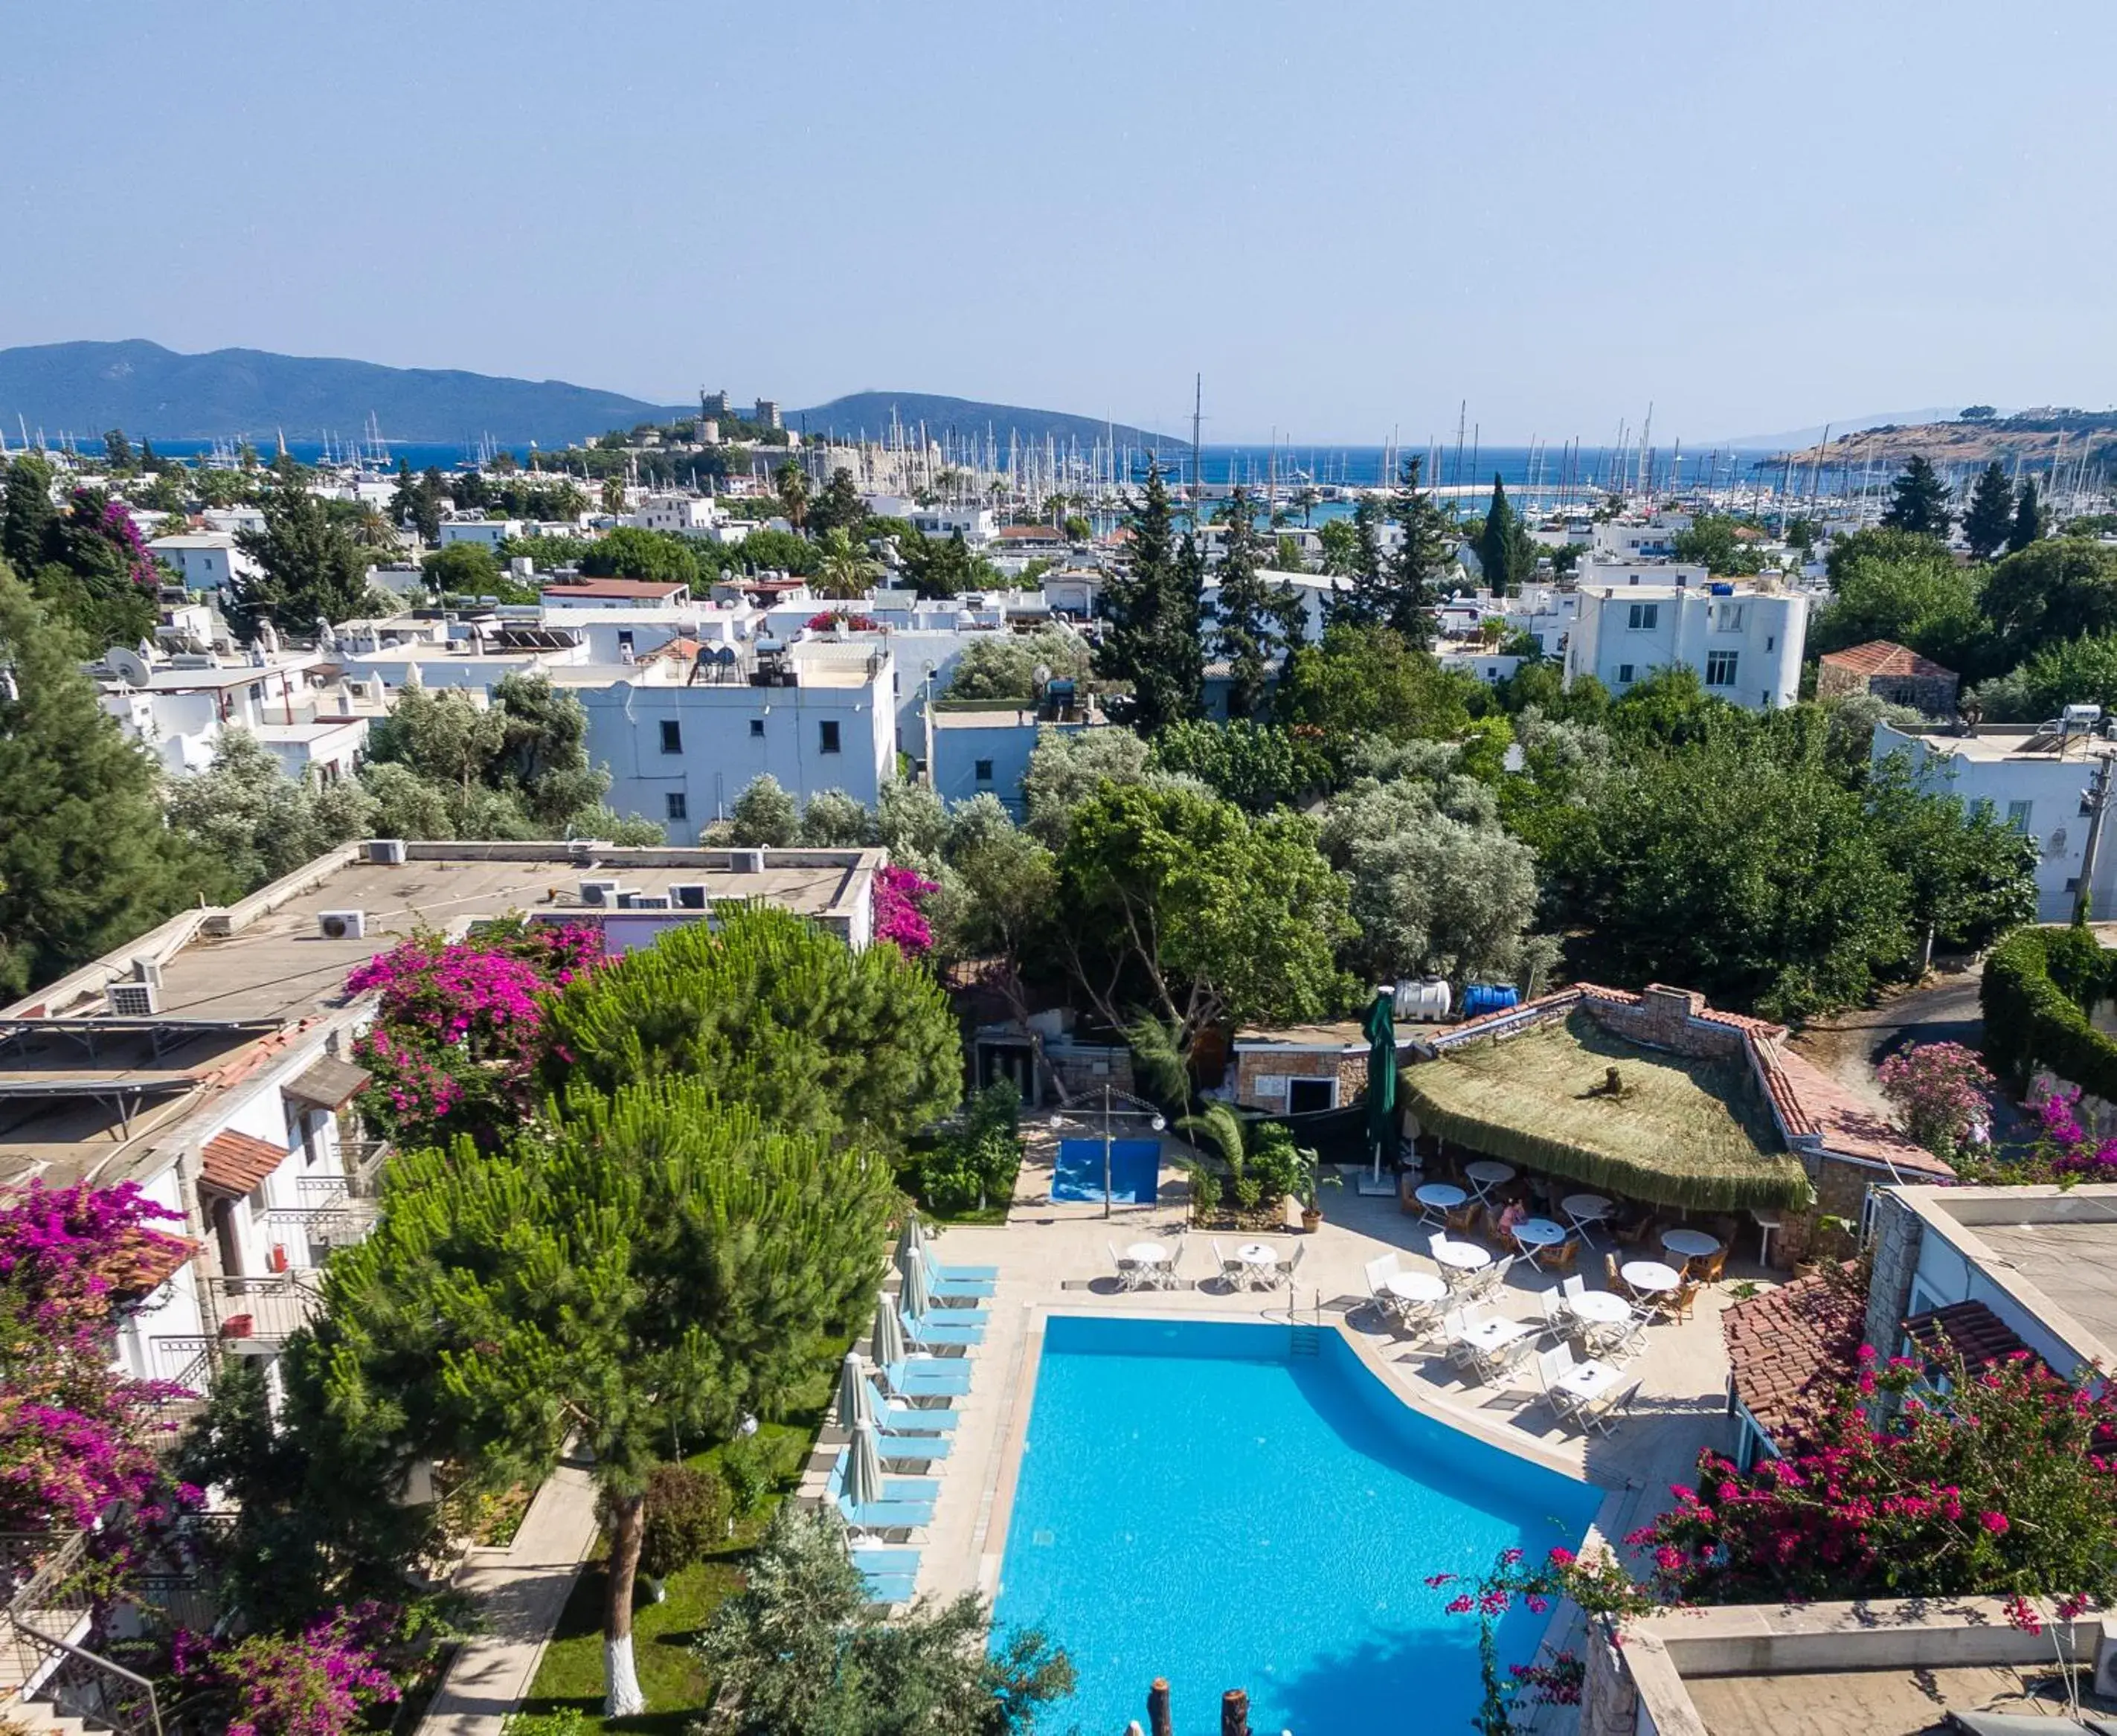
880 1357 973 1399
916 1250 998 1301
898 1305 986 1349
852 1544 921 1602
874 1431 951 1464
863 1375 959 1433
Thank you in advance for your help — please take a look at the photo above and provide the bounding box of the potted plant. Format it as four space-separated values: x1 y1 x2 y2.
219 1313 254 1340
1291 1144 1335 1232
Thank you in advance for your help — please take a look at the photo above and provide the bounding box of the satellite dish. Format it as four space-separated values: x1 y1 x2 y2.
1032 663 1053 686
107 646 152 689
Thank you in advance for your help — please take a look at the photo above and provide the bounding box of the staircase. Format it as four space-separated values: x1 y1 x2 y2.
1288 1325 1322 1358
6 1691 97 1736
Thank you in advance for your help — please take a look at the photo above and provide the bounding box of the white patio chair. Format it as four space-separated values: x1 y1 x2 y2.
1363 1253 1403 1321
1538 1288 1572 1343
1276 1243 1306 1290
1475 1253 1516 1297
1591 1305 1651 1365
1160 1232 1186 1290
1212 1240 1244 1293
1439 1308 1482 1374
1108 1241 1142 1292
1558 1275 1587 1324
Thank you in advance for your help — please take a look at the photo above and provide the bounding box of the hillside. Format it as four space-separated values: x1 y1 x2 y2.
789 390 1181 451
0 339 684 446
1768 410 2117 472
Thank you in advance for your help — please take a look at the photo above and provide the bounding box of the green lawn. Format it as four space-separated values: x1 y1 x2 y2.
519 1358 841 1734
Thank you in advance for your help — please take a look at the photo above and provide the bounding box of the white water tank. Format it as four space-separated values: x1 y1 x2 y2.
1395 977 1453 1023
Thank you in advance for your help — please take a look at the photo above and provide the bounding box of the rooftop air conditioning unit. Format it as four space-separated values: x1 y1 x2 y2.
729 849 765 875
365 839 408 866
132 957 164 988
107 980 160 1018
319 910 367 940
626 894 672 910
579 880 621 907
669 883 709 910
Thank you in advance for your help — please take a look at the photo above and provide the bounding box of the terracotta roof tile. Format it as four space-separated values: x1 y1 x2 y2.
200 1129 286 1195
1769 1046 1953 1177
1903 1300 2036 1375
1819 640 1956 681
1724 1264 1866 1444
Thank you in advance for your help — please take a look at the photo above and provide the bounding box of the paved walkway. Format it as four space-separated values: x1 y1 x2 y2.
418 1456 602 1736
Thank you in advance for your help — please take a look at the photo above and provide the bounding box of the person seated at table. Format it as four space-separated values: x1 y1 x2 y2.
1494 1197 1529 1239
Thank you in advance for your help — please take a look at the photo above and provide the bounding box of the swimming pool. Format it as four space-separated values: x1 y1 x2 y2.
1050 1137 1161 1204
993 1316 1598 1735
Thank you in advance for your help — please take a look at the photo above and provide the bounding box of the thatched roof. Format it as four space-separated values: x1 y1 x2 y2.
1401 1009 1814 1212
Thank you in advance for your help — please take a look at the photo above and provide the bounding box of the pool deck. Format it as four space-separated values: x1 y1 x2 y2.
807 1146 1753 1679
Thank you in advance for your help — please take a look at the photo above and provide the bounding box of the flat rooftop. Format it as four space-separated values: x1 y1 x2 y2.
1683 1663 2095 1735
1894 724 2111 763
1902 1184 2117 1372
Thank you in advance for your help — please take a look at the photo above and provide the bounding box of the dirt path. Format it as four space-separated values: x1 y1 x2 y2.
1790 964 1988 1123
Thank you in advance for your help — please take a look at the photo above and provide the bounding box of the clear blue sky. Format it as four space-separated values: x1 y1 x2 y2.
5 1 2113 444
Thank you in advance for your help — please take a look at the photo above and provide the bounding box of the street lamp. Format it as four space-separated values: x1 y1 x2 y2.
1047 1085 1167 1220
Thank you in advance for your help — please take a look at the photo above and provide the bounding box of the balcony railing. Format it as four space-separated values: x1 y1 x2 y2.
4 1531 164 1736
209 1272 327 1346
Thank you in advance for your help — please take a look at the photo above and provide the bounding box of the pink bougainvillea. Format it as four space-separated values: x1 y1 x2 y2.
0 1182 199 1534
69 489 160 589
346 921 603 1148
805 608 882 634
873 864 938 957
1631 1345 2117 1616
173 1601 402 1736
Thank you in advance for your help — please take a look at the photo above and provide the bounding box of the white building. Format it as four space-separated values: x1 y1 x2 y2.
148 531 260 591
437 517 524 550
1591 518 1687 562
560 639 896 831
89 642 344 776
1564 578 1805 709
627 492 749 542
1873 721 2112 922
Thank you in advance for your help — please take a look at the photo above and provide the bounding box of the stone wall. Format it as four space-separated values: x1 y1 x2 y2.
1582 985 1752 1061
1769 1151 1872 1268
1233 1048 1361 1113
1815 660 1959 716
1579 1620 1639 1736
1863 1188 1923 1356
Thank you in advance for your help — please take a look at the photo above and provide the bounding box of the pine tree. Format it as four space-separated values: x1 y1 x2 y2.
1210 487 1298 719
0 565 199 997
1961 462 2014 560
316 1076 900 1717
1 455 60 573
228 482 376 641
2008 478 2046 554
1096 458 1203 733
1330 497 1392 626
1477 473 1524 594
1384 455 1450 647
1880 456 1953 538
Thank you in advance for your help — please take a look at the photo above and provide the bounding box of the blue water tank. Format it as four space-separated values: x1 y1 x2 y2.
1461 983 1521 1018
1708 582 1735 595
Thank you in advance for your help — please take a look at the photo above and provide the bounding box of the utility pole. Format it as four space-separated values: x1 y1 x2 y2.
1192 373 1204 524
2075 749 2117 926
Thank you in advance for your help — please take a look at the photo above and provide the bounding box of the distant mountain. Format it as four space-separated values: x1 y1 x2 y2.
0 339 684 446
1711 408 1967 451
790 390 1183 452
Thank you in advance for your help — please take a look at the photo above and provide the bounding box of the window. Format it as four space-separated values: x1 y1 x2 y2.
1626 602 1659 630
1765 635 1776 652
1286 1077 1337 1114
749 718 765 738
974 759 995 783
1714 602 1745 632
666 792 689 821
2006 800 2034 832
1616 663 1635 684
658 720 682 754
1704 650 1739 688
819 720 841 754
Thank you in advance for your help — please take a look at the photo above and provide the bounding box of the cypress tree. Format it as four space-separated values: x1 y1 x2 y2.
1330 496 1391 627
1477 472 1521 594
1962 462 2014 560
1880 455 1953 538
2007 478 2046 554
0 564 198 998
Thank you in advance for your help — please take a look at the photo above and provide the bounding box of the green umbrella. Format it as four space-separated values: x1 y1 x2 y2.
1363 985 1398 1188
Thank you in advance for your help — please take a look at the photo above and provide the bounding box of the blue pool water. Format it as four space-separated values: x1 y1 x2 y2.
1051 1137 1161 1203
994 1317 1598 1736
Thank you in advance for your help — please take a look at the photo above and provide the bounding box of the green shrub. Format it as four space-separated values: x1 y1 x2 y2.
1982 925 2117 1096
638 1463 730 1578
719 1433 776 1518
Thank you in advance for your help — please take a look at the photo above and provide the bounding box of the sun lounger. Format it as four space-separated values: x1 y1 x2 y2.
863 1375 959 1433
897 1306 986 1349
916 1248 997 1301
852 1544 922 1603
879 1357 973 1399
836 1492 934 1531
827 1457 939 1503
875 1431 951 1464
